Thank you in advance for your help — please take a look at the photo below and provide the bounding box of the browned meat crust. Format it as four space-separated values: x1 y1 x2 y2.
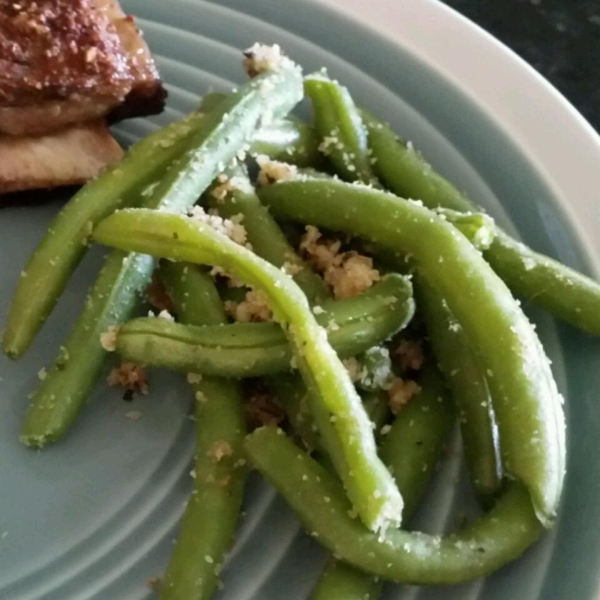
0 0 166 136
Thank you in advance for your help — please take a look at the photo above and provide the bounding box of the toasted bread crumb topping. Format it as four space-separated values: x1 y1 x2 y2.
107 362 148 395
300 226 380 298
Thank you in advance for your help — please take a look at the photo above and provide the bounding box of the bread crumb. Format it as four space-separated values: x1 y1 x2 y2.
187 373 203 384
209 266 245 288
100 325 120 352
282 261 303 276
245 393 284 429
361 346 394 390
157 309 175 322
189 206 248 246
207 440 233 463
108 363 149 395
300 226 380 298
324 253 380 299
225 289 272 322
125 410 142 421
395 340 424 371
256 155 298 186
343 357 362 382
37 367 47 381
318 128 340 156
326 319 340 331
85 47 98 62
210 173 235 201
243 43 285 77
388 379 421 414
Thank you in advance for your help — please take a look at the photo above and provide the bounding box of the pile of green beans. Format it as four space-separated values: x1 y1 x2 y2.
5 45 588 598
92 209 404 533
20 59 304 448
246 427 543 585
114 274 414 377
259 177 565 527
363 109 600 336
311 364 455 599
158 262 247 600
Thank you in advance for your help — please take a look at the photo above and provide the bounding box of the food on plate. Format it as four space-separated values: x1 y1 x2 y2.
0 0 165 191
6 42 600 599
0 0 165 136
0 120 123 193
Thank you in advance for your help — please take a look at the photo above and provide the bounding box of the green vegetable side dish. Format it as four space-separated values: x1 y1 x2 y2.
19 58 304 448
20 251 152 447
1 111 207 359
92 208 404 534
312 364 455 600
246 426 543 585
206 163 330 303
115 274 414 377
364 110 600 336
157 262 247 600
8 42 597 598
259 178 565 527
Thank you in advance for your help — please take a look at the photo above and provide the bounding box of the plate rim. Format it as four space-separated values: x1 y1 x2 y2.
314 0 600 272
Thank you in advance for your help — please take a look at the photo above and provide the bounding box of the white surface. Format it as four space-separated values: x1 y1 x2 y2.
317 0 600 272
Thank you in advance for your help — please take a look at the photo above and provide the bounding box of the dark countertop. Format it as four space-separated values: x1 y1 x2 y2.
444 0 600 132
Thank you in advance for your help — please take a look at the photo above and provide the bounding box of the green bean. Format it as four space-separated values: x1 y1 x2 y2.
158 262 215 326
93 209 404 532
251 117 323 168
311 560 382 600
6 94 226 364
484 229 600 336
2 111 207 358
358 208 495 275
268 374 322 452
158 263 246 600
310 364 454 600
196 92 228 113
21 60 304 448
361 390 389 432
305 74 378 184
364 110 600 336
207 164 329 303
20 251 152 447
115 274 414 377
269 377 390 457
362 110 474 212
416 277 502 503
436 209 496 251
259 178 565 526
200 92 323 167
380 364 455 516
246 426 543 584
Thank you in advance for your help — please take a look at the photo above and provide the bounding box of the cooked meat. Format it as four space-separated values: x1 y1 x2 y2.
0 0 166 136
0 121 123 193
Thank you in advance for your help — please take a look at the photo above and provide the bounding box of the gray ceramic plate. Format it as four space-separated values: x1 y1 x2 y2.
1 1 600 598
